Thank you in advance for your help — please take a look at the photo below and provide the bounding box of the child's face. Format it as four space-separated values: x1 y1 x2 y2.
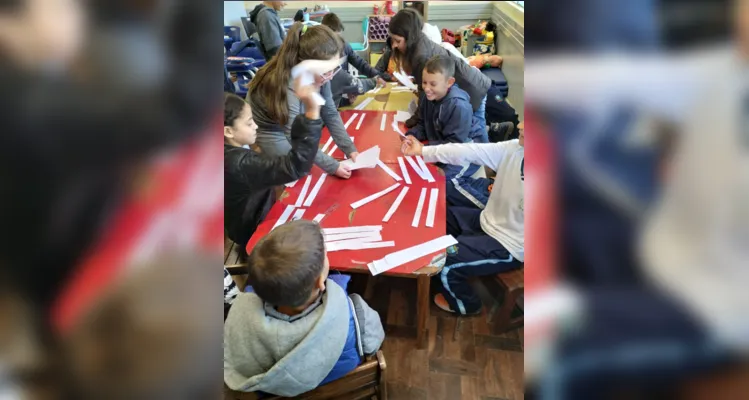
0 0 86 68
422 70 455 101
225 104 257 146
391 34 407 53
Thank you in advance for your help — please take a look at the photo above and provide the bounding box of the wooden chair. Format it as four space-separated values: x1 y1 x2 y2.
487 268 524 333
224 350 388 400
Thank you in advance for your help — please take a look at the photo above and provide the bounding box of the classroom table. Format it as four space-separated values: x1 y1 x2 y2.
246 110 445 349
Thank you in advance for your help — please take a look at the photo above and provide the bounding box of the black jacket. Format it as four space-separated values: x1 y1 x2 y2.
224 115 322 248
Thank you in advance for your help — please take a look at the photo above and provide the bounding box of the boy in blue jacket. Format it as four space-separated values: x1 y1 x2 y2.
224 220 385 397
407 55 492 208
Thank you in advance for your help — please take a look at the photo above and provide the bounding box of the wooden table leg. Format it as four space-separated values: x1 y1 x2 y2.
416 274 430 349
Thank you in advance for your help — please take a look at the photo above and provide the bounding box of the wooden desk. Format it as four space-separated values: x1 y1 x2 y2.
247 110 445 348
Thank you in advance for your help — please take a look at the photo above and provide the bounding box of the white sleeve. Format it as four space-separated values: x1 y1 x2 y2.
421 142 514 170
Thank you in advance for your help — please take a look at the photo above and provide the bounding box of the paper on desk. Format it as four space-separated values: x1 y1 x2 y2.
416 156 435 182
411 188 427 227
313 213 326 223
344 113 359 129
294 175 313 207
340 146 380 170
393 110 412 124
320 136 334 153
380 114 387 131
367 235 458 275
291 208 306 221
377 160 402 182
291 58 343 106
355 113 366 130
303 174 327 207
426 188 438 227
351 183 401 209
354 97 374 110
397 157 412 185
272 205 296 230
392 70 417 91
322 225 382 235
405 155 427 181
327 240 395 252
383 186 409 222
391 121 406 138
324 231 381 242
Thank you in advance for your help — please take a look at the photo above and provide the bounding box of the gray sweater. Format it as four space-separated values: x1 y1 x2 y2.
248 80 357 175
223 279 384 396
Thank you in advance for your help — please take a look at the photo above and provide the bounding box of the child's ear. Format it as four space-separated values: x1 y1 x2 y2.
223 126 234 139
316 274 326 291
447 76 456 87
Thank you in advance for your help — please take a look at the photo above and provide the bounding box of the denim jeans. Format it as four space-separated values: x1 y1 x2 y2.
472 95 488 143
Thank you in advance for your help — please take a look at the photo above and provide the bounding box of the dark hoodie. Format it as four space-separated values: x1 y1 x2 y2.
407 84 486 145
249 4 286 59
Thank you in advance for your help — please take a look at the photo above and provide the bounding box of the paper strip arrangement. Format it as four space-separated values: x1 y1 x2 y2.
354 97 374 110
380 114 387 131
397 157 412 185
377 160 402 182
321 137 334 153
405 156 427 181
415 156 435 182
382 186 409 222
350 183 401 209
327 144 338 157
291 208 306 221
426 188 438 227
411 188 427 227
327 240 395 252
344 113 359 129
294 175 313 207
355 113 366 130
367 235 458 275
272 205 296 230
340 146 380 170
322 225 382 235
324 231 381 243
313 214 326 223
303 174 328 207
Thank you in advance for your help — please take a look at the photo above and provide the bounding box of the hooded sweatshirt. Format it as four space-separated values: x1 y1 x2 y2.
407 84 486 145
224 279 384 396
249 4 286 59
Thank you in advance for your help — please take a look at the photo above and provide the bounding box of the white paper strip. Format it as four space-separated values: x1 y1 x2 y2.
350 183 401 209
377 160 402 182
393 71 418 91
313 214 326 223
327 240 395 252
405 155 427 180
355 113 366 130
416 156 435 182
294 175 313 207
368 235 458 275
426 188 438 227
271 205 296 230
303 174 328 207
327 144 338 157
380 114 387 131
324 232 381 243
291 208 306 221
344 113 359 129
411 188 427 227
393 110 412 123
285 180 298 187
397 157 412 185
354 97 374 110
321 136 334 153
322 225 382 235
382 186 409 222
391 121 406 138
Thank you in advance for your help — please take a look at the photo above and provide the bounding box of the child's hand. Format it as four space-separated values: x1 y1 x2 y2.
334 163 352 179
401 135 424 156
376 76 387 87
293 76 322 119
348 152 359 162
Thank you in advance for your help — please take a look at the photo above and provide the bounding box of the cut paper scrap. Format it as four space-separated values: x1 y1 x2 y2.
391 120 406 138
426 188 438 227
294 175 313 207
340 146 380 170
291 58 343 106
322 225 382 235
324 231 381 243
350 183 401 209
405 155 428 181
355 113 366 130
272 205 296 230
327 144 338 157
377 160 402 182
291 208 306 221
397 157 412 185
411 188 427 227
344 113 359 129
321 136 334 153
285 180 298 188
303 174 328 207
313 213 326 223
393 110 412 124
383 186 409 222
327 240 395 252
416 156 435 182
367 235 458 275
392 70 418 91
380 114 387 131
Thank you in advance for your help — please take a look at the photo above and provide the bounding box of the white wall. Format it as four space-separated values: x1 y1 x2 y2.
225 1 249 40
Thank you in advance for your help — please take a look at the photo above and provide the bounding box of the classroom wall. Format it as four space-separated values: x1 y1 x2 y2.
491 1 524 119
225 1 249 40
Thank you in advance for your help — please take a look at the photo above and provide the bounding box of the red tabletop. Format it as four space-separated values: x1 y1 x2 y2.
247 111 447 275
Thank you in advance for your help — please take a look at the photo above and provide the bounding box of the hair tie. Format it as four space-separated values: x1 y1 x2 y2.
301 24 308 36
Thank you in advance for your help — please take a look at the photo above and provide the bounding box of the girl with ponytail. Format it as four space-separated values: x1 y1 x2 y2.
248 23 358 179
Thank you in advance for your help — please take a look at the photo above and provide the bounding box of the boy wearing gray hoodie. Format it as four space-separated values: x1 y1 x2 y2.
224 220 385 397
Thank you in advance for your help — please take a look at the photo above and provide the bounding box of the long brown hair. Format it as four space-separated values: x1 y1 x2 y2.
248 23 343 126
389 8 424 74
